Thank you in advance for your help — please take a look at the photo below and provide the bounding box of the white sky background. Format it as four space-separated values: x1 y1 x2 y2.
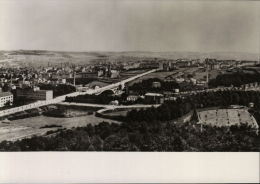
0 0 259 53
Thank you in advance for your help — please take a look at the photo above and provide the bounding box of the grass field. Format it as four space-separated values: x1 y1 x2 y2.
0 108 120 142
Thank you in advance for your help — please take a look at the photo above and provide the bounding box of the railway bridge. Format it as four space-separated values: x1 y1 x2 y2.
0 69 157 117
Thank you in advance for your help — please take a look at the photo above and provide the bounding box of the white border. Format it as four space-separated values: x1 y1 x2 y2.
0 152 259 183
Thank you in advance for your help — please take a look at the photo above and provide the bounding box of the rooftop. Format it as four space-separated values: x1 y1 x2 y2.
145 93 163 97
0 92 13 97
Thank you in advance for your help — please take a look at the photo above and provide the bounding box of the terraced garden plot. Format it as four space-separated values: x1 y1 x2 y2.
198 109 259 129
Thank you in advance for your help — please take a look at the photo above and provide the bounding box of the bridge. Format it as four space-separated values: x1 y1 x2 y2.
83 69 158 95
0 69 157 117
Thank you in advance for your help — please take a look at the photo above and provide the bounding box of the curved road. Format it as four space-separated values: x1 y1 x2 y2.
58 102 161 114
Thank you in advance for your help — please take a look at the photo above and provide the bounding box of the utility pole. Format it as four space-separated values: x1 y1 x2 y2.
205 58 209 88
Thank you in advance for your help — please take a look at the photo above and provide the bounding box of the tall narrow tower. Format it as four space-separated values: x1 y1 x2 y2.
259 29 260 65
258 47 260 65
73 71 76 86
10 73 13 86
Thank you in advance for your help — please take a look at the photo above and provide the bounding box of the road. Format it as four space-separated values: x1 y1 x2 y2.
59 102 160 114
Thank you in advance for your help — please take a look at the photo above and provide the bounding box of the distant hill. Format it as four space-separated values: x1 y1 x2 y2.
114 51 259 61
0 50 258 67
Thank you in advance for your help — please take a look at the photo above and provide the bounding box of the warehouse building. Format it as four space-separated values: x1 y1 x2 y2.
16 88 53 101
0 92 13 107
144 93 164 104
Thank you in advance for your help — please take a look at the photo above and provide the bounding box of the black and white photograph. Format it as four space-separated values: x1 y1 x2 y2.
0 0 259 153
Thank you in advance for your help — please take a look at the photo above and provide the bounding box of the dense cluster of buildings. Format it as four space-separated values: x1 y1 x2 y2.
138 58 200 71
205 58 257 71
0 62 124 107
0 56 258 108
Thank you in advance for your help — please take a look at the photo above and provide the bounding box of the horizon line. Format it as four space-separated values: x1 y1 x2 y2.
0 49 259 55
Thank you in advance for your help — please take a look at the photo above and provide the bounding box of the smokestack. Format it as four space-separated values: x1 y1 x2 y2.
205 58 209 86
10 73 13 85
73 71 76 86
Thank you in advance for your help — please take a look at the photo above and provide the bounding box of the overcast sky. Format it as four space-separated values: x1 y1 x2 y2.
0 0 259 53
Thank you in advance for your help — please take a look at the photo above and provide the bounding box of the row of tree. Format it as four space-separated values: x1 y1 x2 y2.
209 72 260 87
65 90 118 104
